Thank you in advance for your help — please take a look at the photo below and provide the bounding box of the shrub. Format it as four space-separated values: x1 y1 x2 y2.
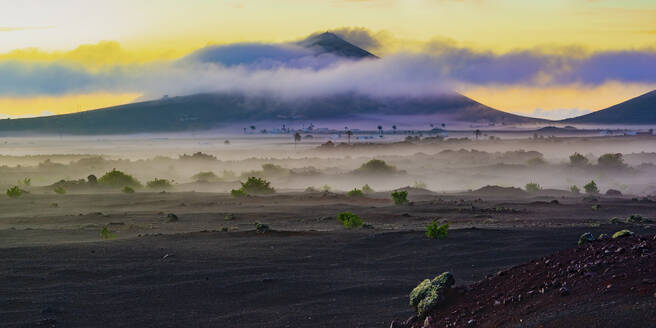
361 184 374 193
409 272 455 316
626 214 652 224
22 177 31 186
355 159 397 174
570 185 580 194
255 222 270 233
230 189 247 197
609 217 622 224
569 153 589 166
100 226 115 240
240 177 275 194
525 182 541 192
53 186 67 195
321 185 332 192
391 190 409 205
347 188 364 197
426 222 449 239
597 153 625 168
612 229 634 239
6 186 25 198
147 178 172 189
122 186 135 194
584 180 599 194
99 169 142 188
192 171 220 183
305 186 318 192
526 157 546 166
87 174 98 185
578 232 595 245
336 212 363 228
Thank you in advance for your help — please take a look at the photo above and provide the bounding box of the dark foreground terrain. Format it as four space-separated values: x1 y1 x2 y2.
1 191 655 328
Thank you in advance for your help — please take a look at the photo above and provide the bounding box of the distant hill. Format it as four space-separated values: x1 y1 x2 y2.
563 90 656 125
0 92 544 135
0 33 544 135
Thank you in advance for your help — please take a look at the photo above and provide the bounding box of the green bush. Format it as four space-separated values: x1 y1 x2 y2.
22 177 31 186
570 185 580 194
391 190 409 205
347 188 364 197
361 184 374 193
597 153 625 168
146 178 172 189
240 177 275 194
100 226 115 240
569 152 589 166
584 180 599 194
53 186 67 195
612 229 634 239
6 186 26 198
122 186 135 193
409 272 455 316
525 182 541 192
230 189 247 197
355 159 397 174
192 171 220 183
99 169 142 188
426 222 449 239
336 212 363 228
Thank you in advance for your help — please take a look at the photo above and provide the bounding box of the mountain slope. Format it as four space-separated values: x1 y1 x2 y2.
0 92 544 135
297 32 377 59
563 90 656 125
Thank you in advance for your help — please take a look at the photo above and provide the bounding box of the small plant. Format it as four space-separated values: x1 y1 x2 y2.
6 186 25 198
122 186 135 194
255 222 270 233
584 180 599 194
569 152 589 166
591 204 601 211
53 186 67 195
230 189 247 197
355 159 397 174
321 185 332 192
361 184 374 193
240 177 275 194
391 190 409 205
425 222 449 239
570 185 580 194
166 213 178 222
305 186 318 192
347 188 364 197
22 177 31 186
336 212 363 228
146 178 172 189
525 182 541 192
612 229 633 239
100 226 115 240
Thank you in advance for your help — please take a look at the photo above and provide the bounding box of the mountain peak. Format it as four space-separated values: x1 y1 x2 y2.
298 32 378 59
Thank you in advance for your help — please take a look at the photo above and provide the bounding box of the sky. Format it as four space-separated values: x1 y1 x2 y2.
1 0 655 120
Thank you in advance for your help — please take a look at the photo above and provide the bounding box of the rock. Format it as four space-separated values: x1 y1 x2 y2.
612 229 634 239
409 272 455 316
559 287 569 296
578 232 596 245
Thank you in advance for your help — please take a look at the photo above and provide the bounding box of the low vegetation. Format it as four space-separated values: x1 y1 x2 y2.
426 222 449 239
122 186 135 194
100 226 115 240
570 185 580 193
192 171 220 183
612 229 634 239
336 212 363 228
569 152 589 166
255 222 270 233
355 159 397 174
346 188 364 197
6 186 26 198
99 169 142 188
525 182 541 192
391 190 409 205
361 184 374 193
230 189 247 197
584 180 599 194
409 272 455 316
578 232 595 245
146 178 172 189
53 186 67 194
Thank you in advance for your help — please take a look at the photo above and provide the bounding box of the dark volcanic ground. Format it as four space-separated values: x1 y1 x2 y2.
1 191 655 328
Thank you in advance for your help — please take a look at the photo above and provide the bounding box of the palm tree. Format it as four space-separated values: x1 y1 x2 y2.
377 125 383 136
392 125 397 134
346 130 353 144
474 129 482 140
250 125 256 133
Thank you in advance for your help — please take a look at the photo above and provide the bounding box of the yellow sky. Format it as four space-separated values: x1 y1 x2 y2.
1 0 655 117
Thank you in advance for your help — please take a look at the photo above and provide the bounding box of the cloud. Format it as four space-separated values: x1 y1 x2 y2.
328 27 382 51
514 108 592 120
0 26 53 32
0 36 655 101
